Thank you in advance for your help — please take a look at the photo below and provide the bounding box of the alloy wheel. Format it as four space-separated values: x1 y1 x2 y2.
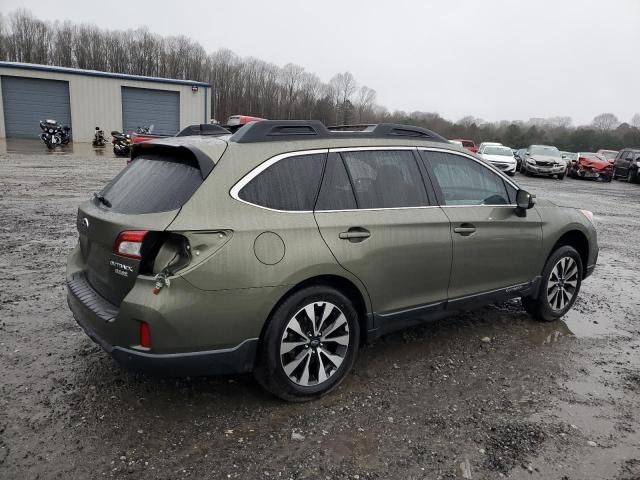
546 257 579 312
280 302 350 387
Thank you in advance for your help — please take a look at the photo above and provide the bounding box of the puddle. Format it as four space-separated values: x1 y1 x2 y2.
533 401 617 436
0 138 113 158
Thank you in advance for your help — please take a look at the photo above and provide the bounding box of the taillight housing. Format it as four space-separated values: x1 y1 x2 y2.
114 230 148 259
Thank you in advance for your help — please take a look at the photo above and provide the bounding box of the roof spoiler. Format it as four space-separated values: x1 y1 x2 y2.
130 142 215 179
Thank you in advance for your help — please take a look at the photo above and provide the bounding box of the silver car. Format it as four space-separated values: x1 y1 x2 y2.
520 145 567 179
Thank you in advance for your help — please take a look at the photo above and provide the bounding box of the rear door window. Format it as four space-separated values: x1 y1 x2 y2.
424 151 511 206
238 152 326 211
100 155 203 214
315 153 357 211
340 150 429 209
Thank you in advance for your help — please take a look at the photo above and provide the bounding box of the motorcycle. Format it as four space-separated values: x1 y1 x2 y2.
111 130 132 157
92 126 107 147
39 119 71 149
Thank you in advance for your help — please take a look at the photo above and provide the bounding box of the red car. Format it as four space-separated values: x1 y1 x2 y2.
568 152 613 182
451 138 478 153
224 115 266 133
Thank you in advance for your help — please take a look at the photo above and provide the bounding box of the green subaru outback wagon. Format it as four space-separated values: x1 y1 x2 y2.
67 121 598 401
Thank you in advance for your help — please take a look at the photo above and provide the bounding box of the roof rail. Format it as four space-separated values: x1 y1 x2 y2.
176 123 231 137
229 120 448 144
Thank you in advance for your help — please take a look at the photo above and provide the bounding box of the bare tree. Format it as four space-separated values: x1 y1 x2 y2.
355 86 376 123
631 113 640 128
592 113 619 131
280 63 304 119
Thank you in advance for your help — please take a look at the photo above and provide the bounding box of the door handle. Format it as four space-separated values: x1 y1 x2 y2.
453 224 476 236
339 228 371 241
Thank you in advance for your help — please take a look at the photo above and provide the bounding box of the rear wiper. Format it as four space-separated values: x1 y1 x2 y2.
93 192 112 208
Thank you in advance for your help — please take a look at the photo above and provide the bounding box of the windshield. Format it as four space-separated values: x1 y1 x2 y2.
563 152 578 160
530 146 561 158
483 146 513 156
600 150 617 160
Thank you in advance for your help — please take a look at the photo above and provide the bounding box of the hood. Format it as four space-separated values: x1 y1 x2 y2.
482 154 515 163
577 157 611 171
530 154 563 163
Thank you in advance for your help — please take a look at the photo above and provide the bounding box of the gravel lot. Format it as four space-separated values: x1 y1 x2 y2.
1 140 639 480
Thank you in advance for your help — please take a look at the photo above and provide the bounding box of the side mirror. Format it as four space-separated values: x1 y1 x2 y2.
515 189 535 216
525 152 530 156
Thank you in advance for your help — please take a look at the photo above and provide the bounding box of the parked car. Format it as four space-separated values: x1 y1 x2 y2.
224 115 267 133
613 148 640 183
514 148 527 170
568 152 613 182
478 144 517 176
520 145 567 179
451 139 478 153
561 151 578 162
478 141 502 152
596 149 618 162
66 120 598 401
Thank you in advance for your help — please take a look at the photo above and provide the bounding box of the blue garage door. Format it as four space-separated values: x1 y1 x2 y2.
2 76 72 138
122 87 180 136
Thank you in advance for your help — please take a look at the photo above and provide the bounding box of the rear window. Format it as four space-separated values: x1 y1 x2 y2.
461 140 475 148
100 156 203 214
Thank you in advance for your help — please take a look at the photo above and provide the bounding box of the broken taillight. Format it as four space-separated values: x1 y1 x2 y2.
139 321 152 348
114 231 148 259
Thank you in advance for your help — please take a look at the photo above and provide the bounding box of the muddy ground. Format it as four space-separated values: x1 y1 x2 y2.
1 140 639 480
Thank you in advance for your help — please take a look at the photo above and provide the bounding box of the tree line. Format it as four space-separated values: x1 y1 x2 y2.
1 9 639 152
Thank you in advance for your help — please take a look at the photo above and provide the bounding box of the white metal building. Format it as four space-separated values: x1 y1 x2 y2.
0 62 211 142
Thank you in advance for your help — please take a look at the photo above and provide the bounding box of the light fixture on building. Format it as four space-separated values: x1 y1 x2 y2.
192 85 198 92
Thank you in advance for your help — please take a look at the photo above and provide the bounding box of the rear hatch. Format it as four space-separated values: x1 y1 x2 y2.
76 141 225 306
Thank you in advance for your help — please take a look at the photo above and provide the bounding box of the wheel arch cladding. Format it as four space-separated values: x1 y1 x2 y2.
550 230 589 277
256 274 370 356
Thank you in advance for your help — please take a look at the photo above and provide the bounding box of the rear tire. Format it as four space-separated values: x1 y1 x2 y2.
254 285 360 402
521 245 583 322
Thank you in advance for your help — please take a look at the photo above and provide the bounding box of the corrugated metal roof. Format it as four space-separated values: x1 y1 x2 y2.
0 61 210 87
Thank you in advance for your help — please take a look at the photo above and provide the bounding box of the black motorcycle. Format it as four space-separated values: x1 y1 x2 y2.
92 126 107 147
111 130 132 157
39 119 71 149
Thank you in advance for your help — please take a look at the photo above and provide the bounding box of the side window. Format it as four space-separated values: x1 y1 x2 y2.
315 154 357 210
340 150 429 209
238 153 326 211
626 151 635 160
426 151 511 206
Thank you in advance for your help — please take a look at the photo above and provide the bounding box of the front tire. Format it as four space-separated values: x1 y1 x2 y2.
522 245 583 322
254 285 360 401
629 168 639 184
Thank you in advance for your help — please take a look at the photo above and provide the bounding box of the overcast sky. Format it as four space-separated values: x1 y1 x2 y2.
3 0 638 125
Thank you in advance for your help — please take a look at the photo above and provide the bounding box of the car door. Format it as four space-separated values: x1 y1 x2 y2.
618 150 633 176
314 148 452 317
419 148 543 302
